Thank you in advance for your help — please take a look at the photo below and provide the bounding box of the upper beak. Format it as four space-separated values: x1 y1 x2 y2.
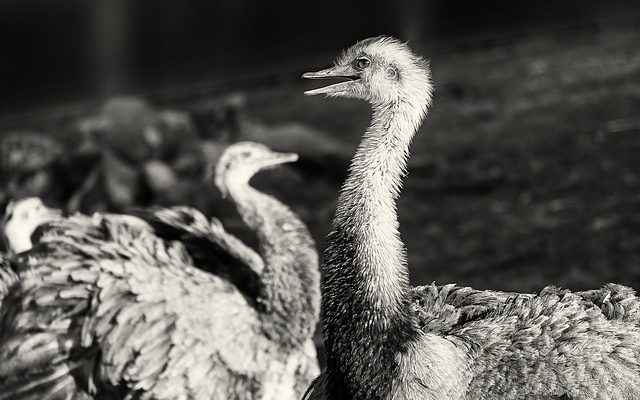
302 65 359 96
265 152 299 166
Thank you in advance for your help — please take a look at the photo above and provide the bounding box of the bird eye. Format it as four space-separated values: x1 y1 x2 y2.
356 57 370 70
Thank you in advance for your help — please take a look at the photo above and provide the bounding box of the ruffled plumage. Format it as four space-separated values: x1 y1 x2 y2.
0 143 320 400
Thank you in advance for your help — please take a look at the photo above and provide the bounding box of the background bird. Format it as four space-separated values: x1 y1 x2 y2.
1 197 61 255
0 142 320 400
303 36 640 400
136 142 321 350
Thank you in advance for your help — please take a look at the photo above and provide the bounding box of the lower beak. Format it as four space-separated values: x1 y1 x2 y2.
302 65 359 96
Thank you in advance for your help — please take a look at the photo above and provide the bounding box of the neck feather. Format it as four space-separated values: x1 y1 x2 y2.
229 184 320 349
322 100 426 398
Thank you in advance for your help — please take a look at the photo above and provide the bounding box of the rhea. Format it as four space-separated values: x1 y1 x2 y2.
1 198 62 255
303 36 640 400
0 142 320 400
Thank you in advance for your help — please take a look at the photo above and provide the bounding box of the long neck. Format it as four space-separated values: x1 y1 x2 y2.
229 184 320 349
322 100 426 399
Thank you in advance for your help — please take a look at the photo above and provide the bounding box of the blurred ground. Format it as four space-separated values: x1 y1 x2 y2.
2 22 640 296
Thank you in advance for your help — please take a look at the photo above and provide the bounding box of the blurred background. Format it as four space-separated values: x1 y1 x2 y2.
1 0 640 296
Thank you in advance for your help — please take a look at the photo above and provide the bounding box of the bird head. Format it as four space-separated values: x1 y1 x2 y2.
214 142 298 198
2 197 61 254
303 36 433 107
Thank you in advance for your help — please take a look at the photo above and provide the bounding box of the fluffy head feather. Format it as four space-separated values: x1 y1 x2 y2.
304 36 433 109
214 141 298 198
2 198 61 254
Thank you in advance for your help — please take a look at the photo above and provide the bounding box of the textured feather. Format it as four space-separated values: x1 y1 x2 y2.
451 286 640 399
0 212 317 400
307 283 640 399
2 141 320 399
0 256 19 305
414 284 640 398
131 206 264 301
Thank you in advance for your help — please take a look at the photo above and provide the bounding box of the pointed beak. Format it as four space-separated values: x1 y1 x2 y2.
302 65 360 96
264 152 299 167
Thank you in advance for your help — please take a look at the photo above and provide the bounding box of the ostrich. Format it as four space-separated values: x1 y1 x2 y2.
134 141 321 347
1 198 60 307
1 197 62 255
0 142 320 400
302 36 640 400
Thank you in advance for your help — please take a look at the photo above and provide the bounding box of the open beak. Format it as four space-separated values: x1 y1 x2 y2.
302 65 360 96
262 152 299 168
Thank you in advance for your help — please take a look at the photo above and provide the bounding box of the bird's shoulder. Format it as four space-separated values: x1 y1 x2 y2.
410 283 529 334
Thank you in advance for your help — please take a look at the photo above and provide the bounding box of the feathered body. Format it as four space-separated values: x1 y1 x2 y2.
1 198 62 255
0 256 18 305
0 143 320 399
303 37 640 400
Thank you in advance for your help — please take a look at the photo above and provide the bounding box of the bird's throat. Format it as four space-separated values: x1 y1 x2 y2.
229 185 320 348
322 101 425 397
329 101 422 315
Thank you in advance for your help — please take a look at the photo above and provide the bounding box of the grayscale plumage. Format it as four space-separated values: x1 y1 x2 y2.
1 197 62 255
0 198 60 308
0 142 320 400
0 256 18 306
134 142 321 350
302 36 640 400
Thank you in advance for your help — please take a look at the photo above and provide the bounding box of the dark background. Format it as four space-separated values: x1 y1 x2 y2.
1 1 640 296
2 0 639 113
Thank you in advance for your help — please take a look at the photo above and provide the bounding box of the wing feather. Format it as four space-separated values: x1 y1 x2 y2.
1 213 268 399
0 256 19 304
132 206 264 300
409 283 640 398
413 283 640 333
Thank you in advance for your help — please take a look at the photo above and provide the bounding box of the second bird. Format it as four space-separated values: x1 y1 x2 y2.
0 142 320 400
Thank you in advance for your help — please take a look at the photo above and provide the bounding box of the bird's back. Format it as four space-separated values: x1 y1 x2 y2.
131 206 265 301
408 284 640 399
0 213 304 400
